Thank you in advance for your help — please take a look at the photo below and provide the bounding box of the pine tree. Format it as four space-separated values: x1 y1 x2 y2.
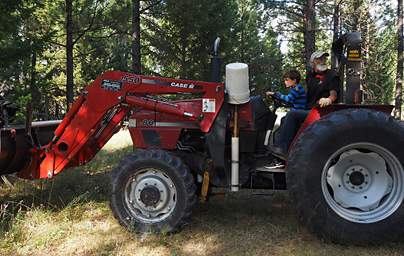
396 0 403 119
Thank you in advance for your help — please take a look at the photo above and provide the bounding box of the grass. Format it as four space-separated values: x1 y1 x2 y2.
1 130 404 255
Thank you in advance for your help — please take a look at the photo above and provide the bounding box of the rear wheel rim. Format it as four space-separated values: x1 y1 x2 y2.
321 143 404 223
124 168 177 223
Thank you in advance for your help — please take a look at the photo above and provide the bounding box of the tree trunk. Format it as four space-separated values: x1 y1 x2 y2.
332 0 344 102
30 42 39 104
66 0 74 109
331 0 340 70
304 0 316 75
396 0 403 119
132 0 141 74
361 10 369 103
352 0 361 31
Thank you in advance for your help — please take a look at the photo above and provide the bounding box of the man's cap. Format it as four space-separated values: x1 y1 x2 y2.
310 51 330 63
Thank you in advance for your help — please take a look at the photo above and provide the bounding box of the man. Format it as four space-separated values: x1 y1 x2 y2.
270 51 340 159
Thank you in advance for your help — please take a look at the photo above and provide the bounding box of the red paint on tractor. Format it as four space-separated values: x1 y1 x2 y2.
15 71 224 179
289 104 394 156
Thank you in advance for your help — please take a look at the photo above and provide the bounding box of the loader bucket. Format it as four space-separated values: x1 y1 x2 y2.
0 121 60 175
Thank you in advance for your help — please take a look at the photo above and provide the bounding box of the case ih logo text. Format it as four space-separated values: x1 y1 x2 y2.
122 75 141 85
170 82 195 89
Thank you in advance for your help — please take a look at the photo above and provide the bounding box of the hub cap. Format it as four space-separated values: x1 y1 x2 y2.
322 143 404 223
125 168 177 223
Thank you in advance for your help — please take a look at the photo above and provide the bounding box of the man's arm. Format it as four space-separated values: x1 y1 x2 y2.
319 73 340 107
329 90 338 102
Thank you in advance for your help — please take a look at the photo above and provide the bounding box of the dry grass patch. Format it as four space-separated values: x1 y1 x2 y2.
0 130 404 255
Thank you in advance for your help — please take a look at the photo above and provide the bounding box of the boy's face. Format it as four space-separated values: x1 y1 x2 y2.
284 78 297 88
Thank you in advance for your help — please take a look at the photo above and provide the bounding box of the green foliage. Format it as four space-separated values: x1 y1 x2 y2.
0 0 401 119
365 24 396 104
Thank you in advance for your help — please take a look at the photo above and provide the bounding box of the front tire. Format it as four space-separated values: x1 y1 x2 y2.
287 108 404 244
110 149 197 233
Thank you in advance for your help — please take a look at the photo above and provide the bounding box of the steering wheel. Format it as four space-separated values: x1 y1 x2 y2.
269 94 293 108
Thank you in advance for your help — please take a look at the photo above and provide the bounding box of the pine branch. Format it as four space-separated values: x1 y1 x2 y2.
140 0 164 14
73 0 101 45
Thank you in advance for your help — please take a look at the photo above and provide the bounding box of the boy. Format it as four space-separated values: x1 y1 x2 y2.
266 70 307 111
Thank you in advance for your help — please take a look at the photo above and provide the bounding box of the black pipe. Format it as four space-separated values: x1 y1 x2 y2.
210 37 222 83
331 32 362 104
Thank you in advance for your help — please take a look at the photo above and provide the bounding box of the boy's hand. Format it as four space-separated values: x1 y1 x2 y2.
266 91 275 96
319 97 332 107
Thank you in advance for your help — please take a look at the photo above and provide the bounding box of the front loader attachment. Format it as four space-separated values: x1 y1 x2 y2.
1 71 224 180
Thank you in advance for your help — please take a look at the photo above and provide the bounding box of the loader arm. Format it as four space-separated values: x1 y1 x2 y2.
18 71 224 179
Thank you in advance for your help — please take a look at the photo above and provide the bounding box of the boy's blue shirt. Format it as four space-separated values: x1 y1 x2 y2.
274 83 307 110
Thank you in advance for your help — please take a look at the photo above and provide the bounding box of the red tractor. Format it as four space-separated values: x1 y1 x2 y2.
1 34 404 244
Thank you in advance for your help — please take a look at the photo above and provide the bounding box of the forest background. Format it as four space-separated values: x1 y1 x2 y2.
0 0 402 120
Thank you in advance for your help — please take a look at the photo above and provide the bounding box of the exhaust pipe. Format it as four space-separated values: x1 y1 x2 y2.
225 62 250 192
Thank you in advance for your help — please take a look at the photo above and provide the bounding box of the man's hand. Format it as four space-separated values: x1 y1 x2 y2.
266 91 275 96
319 97 332 107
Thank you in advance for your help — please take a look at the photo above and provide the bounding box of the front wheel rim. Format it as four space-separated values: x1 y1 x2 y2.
321 143 404 223
124 168 177 223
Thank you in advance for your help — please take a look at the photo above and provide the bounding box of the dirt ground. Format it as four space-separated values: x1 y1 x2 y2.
0 130 403 256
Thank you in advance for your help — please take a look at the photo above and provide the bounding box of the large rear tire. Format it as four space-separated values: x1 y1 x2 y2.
287 108 404 244
110 149 197 233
